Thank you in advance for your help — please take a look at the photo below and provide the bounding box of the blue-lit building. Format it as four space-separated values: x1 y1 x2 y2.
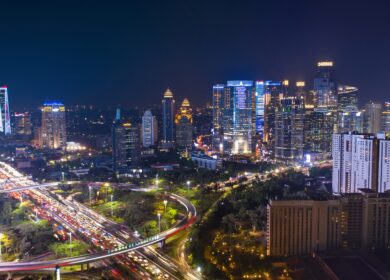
314 61 337 108
212 84 225 152
222 80 255 155
255 81 265 138
161 88 175 149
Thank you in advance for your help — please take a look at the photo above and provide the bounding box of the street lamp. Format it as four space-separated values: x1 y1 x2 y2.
163 200 168 214
155 174 159 188
197 266 202 274
88 185 92 205
186 181 191 193
157 213 161 233
68 232 72 257
0 232 2 262
110 195 114 216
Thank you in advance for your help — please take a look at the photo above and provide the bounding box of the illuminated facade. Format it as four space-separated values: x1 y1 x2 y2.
255 81 265 138
161 88 175 148
141 110 158 148
222 81 255 155
0 86 11 135
274 97 305 161
212 84 225 151
175 98 193 149
337 85 358 111
112 109 141 173
13 112 32 136
381 102 390 133
264 81 284 149
364 101 382 134
314 61 337 108
40 101 66 149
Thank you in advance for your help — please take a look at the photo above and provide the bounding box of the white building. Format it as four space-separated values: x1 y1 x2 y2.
191 152 222 170
333 132 382 193
141 110 158 148
378 139 390 192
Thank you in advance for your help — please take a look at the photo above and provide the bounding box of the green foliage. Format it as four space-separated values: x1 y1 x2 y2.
50 240 88 257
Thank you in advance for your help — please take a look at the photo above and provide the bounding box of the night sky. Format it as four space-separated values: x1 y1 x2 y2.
1 0 389 110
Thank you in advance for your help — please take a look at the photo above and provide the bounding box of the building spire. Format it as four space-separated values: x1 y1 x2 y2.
115 108 121 121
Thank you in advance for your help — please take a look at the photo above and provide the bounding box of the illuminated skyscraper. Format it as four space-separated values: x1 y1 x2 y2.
381 102 390 133
274 97 305 161
295 81 314 107
13 112 32 136
141 110 158 148
40 101 66 149
337 85 358 111
264 81 284 151
212 84 225 152
0 86 11 135
364 101 382 134
255 81 265 138
314 61 337 108
222 81 255 155
308 108 335 155
161 88 175 148
112 109 141 173
175 98 193 149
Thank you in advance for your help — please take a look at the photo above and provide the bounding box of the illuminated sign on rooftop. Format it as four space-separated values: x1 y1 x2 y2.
317 61 333 67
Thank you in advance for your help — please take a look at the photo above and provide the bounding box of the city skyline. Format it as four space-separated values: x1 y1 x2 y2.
1 0 390 109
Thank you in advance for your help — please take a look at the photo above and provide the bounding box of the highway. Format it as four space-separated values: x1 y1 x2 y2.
0 162 197 279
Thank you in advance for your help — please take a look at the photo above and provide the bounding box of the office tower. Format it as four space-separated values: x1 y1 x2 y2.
267 197 341 256
378 138 390 192
274 97 304 161
141 110 158 148
381 102 390 133
161 88 175 148
175 98 193 149
212 84 225 151
264 81 284 150
337 110 364 133
222 81 255 155
314 61 337 108
255 81 265 138
13 112 32 136
337 85 358 111
40 101 66 149
332 133 379 193
364 101 382 134
112 109 141 173
295 81 314 106
309 108 335 155
0 86 11 135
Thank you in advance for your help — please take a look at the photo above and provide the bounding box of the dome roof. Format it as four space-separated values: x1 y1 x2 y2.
163 88 173 98
181 98 190 107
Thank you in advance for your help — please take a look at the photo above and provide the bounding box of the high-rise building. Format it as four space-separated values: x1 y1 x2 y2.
381 102 390 133
295 81 314 107
337 85 358 111
161 88 175 148
212 84 225 152
332 133 380 193
274 97 304 161
364 102 382 134
40 101 66 149
222 81 255 155
267 197 341 256
0 86 11 135
264 81 284 150
308 108 335 155
255 81 265 138
314 61 337 108
378 138 390 192
175 98 193 149
13 112 32 136
112 109 141 173
141 110 158 148
337 110 364 133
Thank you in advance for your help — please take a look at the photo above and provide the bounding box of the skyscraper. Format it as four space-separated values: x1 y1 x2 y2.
212 84 225 152
381 102 390 133
307 107 335 155
337 85 358 111
175 98 193 149
332 133 380 193
314 61 337 108
0 86 11 135
364 101 382 134
161 88 175 148
40 101 66 149
255 81 265 138
141 110 158 148
112 109 141 173
295 81 314 106
222 81 255 155
264 81 284 150
274 97 305 161
378 138 390 192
